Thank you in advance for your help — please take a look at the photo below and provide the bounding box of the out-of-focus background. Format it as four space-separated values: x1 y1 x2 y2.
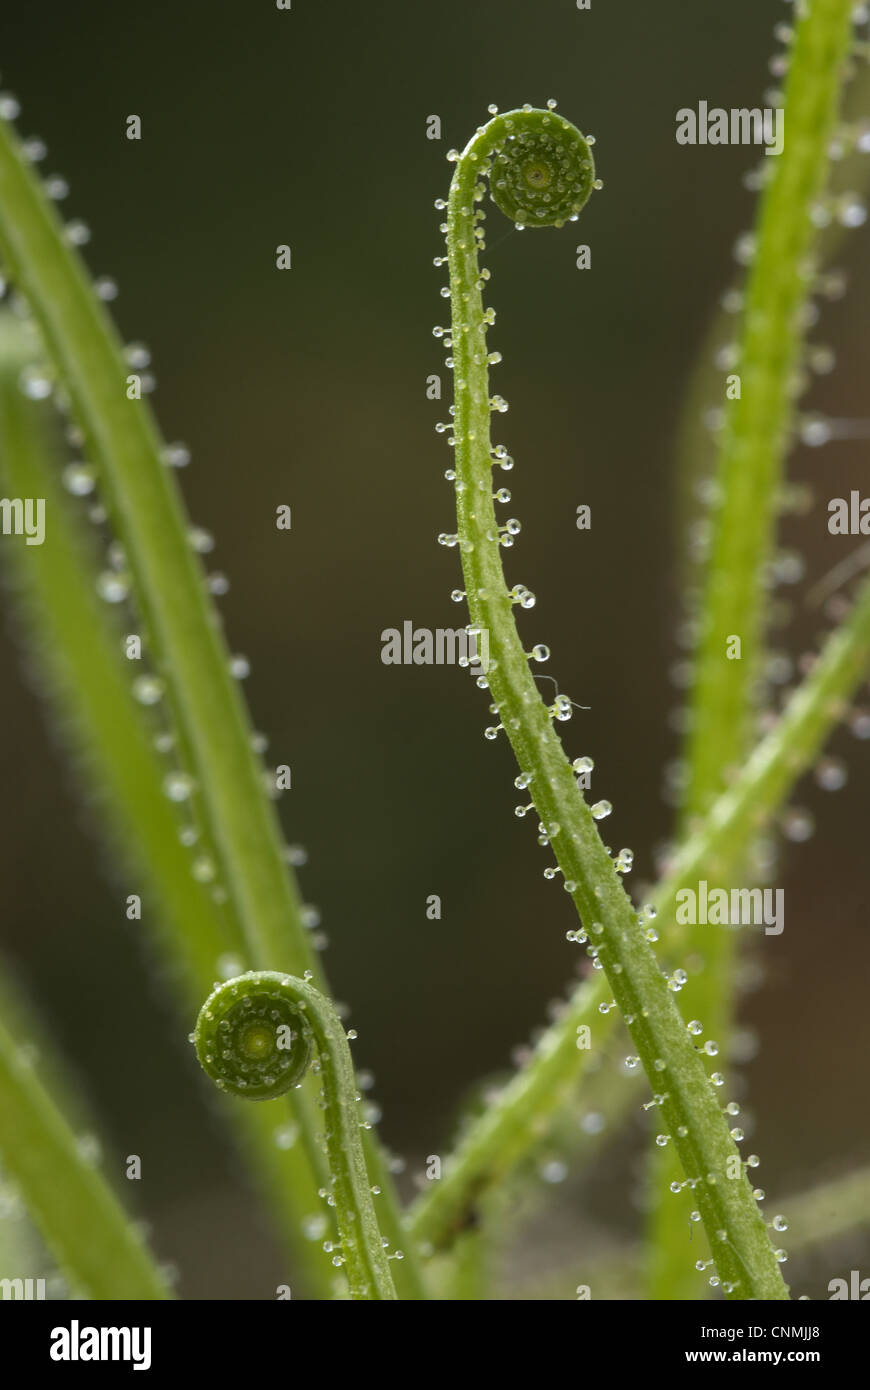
0 0 868 1297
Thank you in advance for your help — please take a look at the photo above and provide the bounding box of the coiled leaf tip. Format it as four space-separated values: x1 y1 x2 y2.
487 109 595 228
193 971 312 1100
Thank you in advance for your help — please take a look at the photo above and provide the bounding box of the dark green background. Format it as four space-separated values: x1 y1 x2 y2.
0 0 868 1297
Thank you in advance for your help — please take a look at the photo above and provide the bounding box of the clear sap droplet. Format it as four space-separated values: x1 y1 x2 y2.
124 341 151 369
539 1159 568 1184
192 856 216 883
96 571 130 604
580 1111 605 1135
590 801 612 820
19 366 53 400
188 526 215 555
782 807 815 842
63 463 97 496
43 175 69 206
164 771 195 803
64 219 90 246
302 1214 328 1241
208 572 230 596
554 695 572 722
814 756 847 791
163 442 191 468
107 540 126 571
849 708 870 740
75 1133 102 1166
839 197 867 228
132 675 164 706
273 1124 299 1150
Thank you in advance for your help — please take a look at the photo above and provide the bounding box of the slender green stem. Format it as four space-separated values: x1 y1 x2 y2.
439 108 788 1299
683 0 855 816
411 563 870 1249
194 972 397 1300
651 0 856 1297
0 313 337 1299
438 1226 492 1301
671 37 870 603
510 1161 870 1301
781 1165 870 1253
0 115 293 971
0 1014 170 1300
661 575 870 923
424 32 870 1271
0 113 425 1297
